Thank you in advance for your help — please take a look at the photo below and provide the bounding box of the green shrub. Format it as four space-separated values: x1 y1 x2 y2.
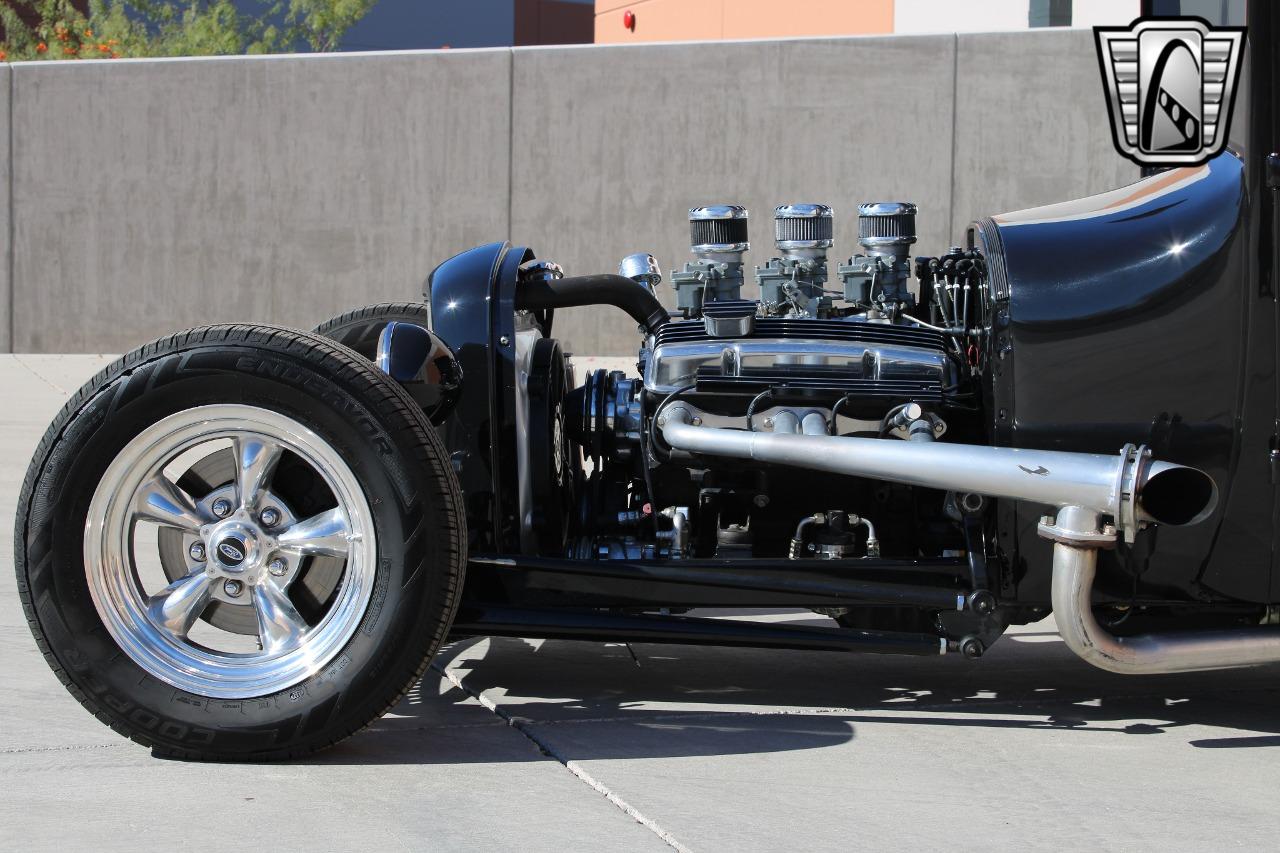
0 0 375 61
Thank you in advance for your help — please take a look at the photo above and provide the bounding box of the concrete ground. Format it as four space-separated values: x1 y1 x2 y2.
2 354 1279 852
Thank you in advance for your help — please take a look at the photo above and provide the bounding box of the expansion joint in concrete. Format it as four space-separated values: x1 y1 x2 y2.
432 660 694 853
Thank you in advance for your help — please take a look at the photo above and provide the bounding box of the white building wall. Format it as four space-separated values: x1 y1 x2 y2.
1071 0 1141 28
894 0 1030 34
895 0 1140 34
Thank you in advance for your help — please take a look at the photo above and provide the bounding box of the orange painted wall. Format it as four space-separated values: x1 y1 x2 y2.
595 0 895 44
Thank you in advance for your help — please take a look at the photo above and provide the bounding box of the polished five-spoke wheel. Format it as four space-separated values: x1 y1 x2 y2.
17 325 465 760
87 405 377 698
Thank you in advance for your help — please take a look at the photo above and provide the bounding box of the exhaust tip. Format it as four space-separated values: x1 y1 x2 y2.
1141 465 1218 527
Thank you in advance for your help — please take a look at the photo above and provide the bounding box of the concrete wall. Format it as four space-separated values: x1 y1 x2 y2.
2 29 1134 355
1 65 9 354
11 51 510 353
514 35 956 351
951 30 1131 233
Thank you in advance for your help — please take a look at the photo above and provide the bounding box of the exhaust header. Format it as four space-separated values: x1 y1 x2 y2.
658 406 1215 540
656 407 1280 674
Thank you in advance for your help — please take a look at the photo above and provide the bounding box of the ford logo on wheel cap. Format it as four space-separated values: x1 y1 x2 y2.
217 538 247 567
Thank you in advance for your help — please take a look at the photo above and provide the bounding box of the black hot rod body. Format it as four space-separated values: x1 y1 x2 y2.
12 0 1278 760
417 146 1272 658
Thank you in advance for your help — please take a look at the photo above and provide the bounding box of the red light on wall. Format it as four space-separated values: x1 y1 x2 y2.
623 10 635 31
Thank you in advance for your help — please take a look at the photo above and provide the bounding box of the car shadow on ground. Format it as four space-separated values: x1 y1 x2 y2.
307 615 1280 766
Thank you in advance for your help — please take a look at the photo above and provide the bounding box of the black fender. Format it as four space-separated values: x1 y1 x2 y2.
424 242 535 551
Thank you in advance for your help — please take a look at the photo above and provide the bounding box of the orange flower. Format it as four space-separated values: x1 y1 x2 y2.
0 50 6 61
36 42 48 53
98 44 109 52
63 46 77 56
85 29 93 37
110 52 120 59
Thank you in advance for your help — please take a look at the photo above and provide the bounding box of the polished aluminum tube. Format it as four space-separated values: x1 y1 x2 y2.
801 412 828 436
1050 508 1280 673
659 407 1215 532
771 409 800 435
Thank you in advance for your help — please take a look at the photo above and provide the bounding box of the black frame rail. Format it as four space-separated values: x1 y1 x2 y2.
466 554 972 609
451 605 947 656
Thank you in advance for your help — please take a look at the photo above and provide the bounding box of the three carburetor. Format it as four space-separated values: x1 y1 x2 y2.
662 201 921 320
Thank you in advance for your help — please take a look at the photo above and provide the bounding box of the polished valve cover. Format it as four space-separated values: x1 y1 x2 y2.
644 314 956 396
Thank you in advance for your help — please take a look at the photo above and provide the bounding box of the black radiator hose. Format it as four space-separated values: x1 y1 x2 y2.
515 274 670 335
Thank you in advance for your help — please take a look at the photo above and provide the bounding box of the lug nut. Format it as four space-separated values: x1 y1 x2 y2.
188 542 206 562
259 507 281 528
223 579 244 597
211 498 232 518
267 558 288 577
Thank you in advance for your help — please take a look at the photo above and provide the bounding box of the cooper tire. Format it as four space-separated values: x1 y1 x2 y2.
14 325 466 760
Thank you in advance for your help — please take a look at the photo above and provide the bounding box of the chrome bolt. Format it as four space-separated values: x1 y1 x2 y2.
223 579 244 597
499 335 511 346
267 557 288 577
259 507 281 528
211 498 232 518
763 417 775 430
188 542 206 562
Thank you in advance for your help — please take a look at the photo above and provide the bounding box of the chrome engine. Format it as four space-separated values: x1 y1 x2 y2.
644 201 977 397
562 201 989 566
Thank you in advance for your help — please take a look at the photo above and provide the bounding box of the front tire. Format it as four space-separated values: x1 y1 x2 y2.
15 325 466 760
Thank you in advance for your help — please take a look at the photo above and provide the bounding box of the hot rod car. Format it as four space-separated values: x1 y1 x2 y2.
14 1 1278 760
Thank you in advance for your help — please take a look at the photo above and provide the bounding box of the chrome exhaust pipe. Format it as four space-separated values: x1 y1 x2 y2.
1048 506 1280 674
657 407 1280 673
659 407 1215 537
